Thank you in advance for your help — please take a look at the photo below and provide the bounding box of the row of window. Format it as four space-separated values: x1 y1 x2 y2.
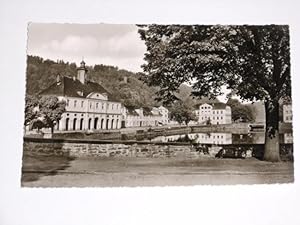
285 116 293 121
200 106 212 109
200 110 224 114
284 110 292 114
201 116 224 120
66 99 120 111
201 135 224 139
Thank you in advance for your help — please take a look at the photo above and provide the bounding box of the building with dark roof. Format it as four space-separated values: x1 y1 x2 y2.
122 106 169 128
194 103 231 125
40 61 123 131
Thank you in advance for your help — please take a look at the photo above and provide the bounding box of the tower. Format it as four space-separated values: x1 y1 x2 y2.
77 60 88 84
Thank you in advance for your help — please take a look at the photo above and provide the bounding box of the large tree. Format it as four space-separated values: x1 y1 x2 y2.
138 24 291 162
38 96 66 133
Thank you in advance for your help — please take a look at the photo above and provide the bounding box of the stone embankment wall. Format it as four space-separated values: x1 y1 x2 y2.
23 137 196 158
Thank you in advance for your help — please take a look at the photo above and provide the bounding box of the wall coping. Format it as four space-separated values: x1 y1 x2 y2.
21 137 283 147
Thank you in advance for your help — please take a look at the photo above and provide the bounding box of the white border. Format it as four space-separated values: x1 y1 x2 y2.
0 0 299 225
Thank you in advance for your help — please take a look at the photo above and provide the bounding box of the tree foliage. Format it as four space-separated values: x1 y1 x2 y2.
226 98 254 122
138 24 291 161
24 95 66 133
38 96 66 133
169 101 197 125
24 95 39 126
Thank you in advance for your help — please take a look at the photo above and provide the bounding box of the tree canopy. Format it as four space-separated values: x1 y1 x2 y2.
169 101 197 125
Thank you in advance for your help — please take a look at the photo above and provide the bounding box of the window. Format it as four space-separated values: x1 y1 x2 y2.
112 104 114 110
102 103 104 109
90 102 92 109
67 99 70 106
96 103 99 109
81 101 84 107
74 100 77 107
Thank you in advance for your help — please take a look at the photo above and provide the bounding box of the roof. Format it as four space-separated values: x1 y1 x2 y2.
126 106 139 116
40 76 118 101
194 102 228 110
142 107 154 116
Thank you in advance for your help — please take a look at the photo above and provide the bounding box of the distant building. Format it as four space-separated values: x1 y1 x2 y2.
39 61 123 131
283 104 293 123
152 106 169 125
284 133 293 144
124 107 165 127
194 103 231 125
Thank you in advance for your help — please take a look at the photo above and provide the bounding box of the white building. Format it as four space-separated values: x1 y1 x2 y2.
40 61 123 131
283 104 292 123
194 103 231 125
151 106 169 125
124 107 166 128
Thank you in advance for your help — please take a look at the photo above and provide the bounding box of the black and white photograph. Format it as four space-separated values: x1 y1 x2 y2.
1 1 300 225
22 23 294 187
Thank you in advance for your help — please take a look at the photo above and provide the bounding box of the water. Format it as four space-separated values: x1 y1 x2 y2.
147 132 293 145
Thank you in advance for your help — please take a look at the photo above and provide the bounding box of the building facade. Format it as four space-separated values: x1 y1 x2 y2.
283 104 293 123
194 103 231 125
40 61 123 131
124 106 168 128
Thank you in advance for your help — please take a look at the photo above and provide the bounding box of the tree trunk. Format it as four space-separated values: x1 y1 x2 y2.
264 100 281 162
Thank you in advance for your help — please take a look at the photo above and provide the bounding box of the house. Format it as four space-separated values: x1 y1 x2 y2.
194 103 231 125
283 104 292 123
39 60 123 131
124 106 165 128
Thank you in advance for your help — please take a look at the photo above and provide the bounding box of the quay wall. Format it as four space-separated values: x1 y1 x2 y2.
23 137 195 158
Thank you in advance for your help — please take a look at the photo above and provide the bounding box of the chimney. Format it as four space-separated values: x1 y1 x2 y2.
77 60 87 84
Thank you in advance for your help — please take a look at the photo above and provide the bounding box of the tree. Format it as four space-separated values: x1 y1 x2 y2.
138 25 291 162
226 98 254 122
38 96 66 133
169 101 197 125
24 95 39 126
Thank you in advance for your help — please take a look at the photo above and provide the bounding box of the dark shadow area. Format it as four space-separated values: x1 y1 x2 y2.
21 153 75 184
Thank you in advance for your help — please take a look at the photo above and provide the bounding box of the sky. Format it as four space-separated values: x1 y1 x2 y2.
27 23 146 72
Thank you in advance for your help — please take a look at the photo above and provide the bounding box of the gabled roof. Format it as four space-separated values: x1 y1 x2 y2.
40 76 118 101
194 102 228 110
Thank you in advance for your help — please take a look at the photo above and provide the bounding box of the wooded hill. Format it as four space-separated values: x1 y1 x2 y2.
26 55 218 108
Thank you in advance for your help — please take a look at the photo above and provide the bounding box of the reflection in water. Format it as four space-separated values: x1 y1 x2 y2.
149 132 293 145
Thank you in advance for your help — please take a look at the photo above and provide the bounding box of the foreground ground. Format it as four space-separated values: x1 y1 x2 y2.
21 153 294 187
